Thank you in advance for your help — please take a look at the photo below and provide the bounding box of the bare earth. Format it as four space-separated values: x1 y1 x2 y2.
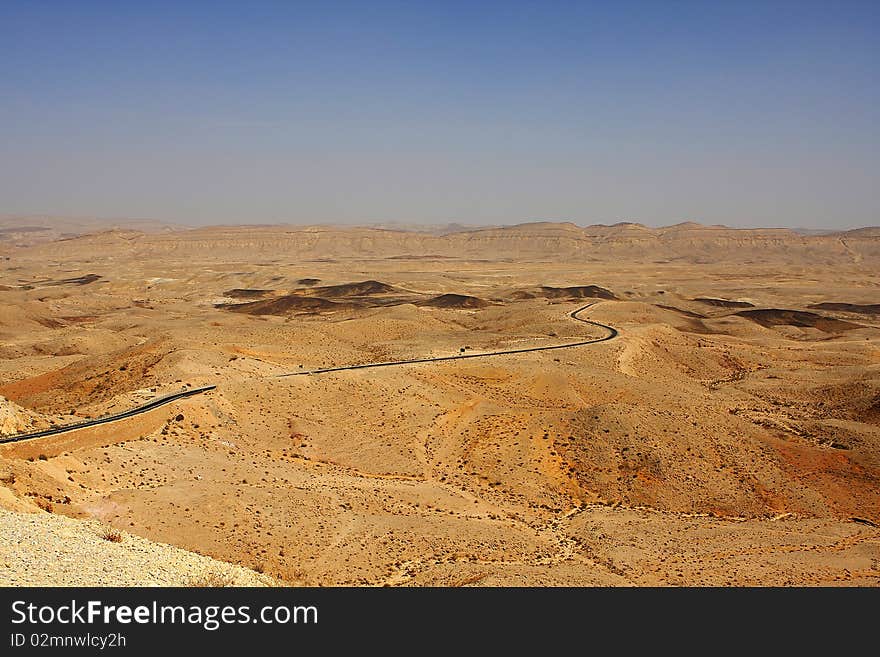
0 508 276 586
1 220 878 586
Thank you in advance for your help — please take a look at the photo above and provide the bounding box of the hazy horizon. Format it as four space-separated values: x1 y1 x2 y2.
2 1 878 230
3 212 874 234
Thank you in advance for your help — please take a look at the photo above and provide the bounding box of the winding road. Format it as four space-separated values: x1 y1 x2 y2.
278 302 617 376
0 302 617 444
0 385 218 444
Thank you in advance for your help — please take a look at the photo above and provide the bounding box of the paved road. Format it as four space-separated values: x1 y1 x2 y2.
277 302 616 377
0 302 616 444
0 385 217 444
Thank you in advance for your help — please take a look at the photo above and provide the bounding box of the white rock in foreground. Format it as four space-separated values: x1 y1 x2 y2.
0 509 278 587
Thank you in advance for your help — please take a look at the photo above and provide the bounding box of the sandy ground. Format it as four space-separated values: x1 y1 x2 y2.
0 222 878 586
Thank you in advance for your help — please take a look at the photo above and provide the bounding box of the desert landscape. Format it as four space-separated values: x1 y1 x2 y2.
0 218 877 586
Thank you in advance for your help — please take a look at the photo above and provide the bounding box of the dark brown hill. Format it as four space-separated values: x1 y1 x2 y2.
223 289 274 299
220 295 353 315
735 309 861 332
297 280 398 297
44 273 102 286
807 302 880 315
511 285 617 301
417 294 490 309
694 298 755 308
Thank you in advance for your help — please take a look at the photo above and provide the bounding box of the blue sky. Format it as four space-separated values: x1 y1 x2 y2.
1 1 877 228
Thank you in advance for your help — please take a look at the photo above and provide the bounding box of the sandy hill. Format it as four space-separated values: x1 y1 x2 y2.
0 396 46 436
0 215 176 247
14 221 880 265
1 219 879 587
840 227 880 237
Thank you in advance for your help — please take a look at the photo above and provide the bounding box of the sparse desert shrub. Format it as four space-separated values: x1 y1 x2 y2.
101 528 123 543
38 454 48 461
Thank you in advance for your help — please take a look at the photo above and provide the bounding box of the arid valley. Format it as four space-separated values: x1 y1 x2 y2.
1 219 879 586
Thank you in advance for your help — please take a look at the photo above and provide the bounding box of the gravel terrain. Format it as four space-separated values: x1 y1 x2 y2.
0 509 277 586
